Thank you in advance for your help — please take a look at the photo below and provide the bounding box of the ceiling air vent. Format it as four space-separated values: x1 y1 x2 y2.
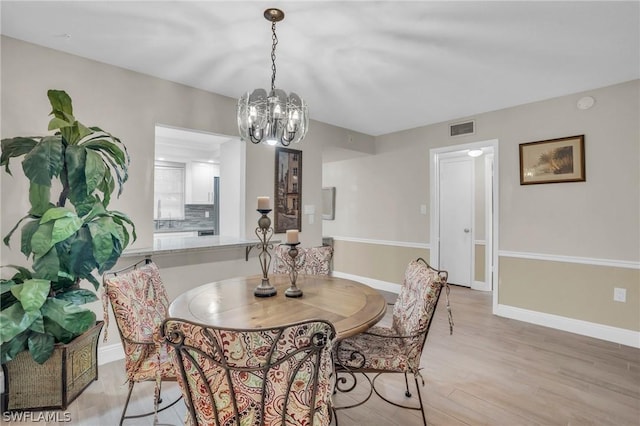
449 120 475 137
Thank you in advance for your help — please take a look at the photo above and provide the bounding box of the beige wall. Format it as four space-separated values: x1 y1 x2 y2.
0 36 373 347
324 79 640 336
333 240 429 285
500 257 640 331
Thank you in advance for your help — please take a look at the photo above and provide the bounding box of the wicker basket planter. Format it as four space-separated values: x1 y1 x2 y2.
1 321 104 412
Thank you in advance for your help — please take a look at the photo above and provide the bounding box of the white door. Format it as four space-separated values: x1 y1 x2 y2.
439 156 473 287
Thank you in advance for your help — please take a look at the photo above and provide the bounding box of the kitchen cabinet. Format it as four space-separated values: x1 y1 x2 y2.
190 162 215 204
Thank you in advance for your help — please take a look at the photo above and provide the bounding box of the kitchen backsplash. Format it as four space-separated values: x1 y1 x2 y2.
155 204 215 232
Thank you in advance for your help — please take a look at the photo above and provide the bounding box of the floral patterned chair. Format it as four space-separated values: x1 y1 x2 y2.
162 318 337 426
102 259 181 425
334 258 453 426
272 244 333 276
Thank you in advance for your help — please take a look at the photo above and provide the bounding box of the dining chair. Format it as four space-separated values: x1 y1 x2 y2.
334 258 453 426
272 244 333 276
102 259 181 425
162 318 337 426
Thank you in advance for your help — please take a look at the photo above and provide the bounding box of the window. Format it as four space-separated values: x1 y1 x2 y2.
292 167 298 177
154 161 185 220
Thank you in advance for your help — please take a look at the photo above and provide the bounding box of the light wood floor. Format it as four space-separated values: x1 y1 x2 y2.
5 286 639 425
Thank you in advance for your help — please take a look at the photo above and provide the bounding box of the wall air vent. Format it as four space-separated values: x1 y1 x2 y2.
449 120 475 137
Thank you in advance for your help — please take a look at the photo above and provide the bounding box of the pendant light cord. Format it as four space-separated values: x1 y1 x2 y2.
271 21 278 92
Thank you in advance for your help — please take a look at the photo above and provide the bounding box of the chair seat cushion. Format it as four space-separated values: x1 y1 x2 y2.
336 326 410 373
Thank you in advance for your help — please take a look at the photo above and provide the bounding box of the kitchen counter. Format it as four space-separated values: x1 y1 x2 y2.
122 235 264 258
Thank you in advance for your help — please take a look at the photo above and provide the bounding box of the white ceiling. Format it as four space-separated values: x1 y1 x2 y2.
2 1 638 136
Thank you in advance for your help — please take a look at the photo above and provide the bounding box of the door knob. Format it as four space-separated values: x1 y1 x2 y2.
464 228 470 233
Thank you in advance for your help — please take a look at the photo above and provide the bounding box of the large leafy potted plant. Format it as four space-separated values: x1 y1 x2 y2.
0 90 135 410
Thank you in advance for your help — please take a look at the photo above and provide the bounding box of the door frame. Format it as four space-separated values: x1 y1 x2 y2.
430 140 500 306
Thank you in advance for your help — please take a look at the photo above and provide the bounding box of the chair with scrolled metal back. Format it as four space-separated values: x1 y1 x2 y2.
334 257 453 426
162 317 337 426
272 244 333 276
102 259 181 425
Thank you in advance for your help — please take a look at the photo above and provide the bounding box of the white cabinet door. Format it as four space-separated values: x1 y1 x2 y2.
191 162 214 204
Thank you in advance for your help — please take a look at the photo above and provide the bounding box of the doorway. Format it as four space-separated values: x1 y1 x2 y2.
430 140 499 298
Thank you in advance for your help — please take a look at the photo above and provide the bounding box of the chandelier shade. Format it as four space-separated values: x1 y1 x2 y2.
237 8 309 147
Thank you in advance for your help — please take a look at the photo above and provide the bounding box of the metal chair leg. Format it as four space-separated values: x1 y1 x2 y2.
414 375 427 426
404 372 412 397
119 382 136 426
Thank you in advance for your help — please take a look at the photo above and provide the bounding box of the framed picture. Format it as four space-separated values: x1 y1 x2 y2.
322 187 336 220
274 147 302 233
519 135 585 185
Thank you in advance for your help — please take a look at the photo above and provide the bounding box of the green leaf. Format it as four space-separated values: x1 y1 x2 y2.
41 298 95 335
48 116 74 130
3 214 31 248
87 220 115 265
65 145 89 207
30 221 54 256
0 137 38 174
32 248 60 281
0 137 38 175
7 266 33 282
55 289 98 305
28 315 45 333
20 219 40 257
47 89 74 117
85 274 101 291
27 332 55 364
40 207 74 224
84 148 107 195
67 227 97 279
51 216 83 245
83 203 107 223
28 182 53 216
21 136 64 186
0 303 40 344
43 318 75 344
10 279 50 312
1 331 29 364
98 172 115 206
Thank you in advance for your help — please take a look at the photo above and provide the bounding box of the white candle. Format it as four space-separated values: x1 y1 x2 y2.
286 229 299 244
257 196 270 210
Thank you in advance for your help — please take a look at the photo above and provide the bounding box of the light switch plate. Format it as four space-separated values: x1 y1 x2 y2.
614 287 626 302
303 205 315 215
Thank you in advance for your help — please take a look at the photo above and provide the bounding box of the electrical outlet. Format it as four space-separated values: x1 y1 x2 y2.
613 287 626 303
205 211 209 218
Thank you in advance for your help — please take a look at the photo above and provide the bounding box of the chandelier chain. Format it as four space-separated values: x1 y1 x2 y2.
270 21 278 92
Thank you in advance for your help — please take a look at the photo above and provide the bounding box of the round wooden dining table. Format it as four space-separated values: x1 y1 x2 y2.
168 274 387 340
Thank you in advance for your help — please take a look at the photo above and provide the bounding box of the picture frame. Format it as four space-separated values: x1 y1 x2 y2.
519 135 585 185
322 187 336 220
274 147 302 233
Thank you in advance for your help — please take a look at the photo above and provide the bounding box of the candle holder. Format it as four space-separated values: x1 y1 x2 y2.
284 242 303 298
254 209 277 297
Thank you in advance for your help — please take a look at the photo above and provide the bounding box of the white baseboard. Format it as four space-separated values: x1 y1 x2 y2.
98 343 124 366
495 304 640 349
332 271 401 294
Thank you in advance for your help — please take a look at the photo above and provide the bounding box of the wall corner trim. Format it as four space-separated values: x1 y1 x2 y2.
495 304 640 349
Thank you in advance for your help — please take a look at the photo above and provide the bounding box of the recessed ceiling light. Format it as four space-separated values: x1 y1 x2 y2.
468 149 483 157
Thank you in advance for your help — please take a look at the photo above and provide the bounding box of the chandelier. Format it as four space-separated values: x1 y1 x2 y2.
237 8 309 146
